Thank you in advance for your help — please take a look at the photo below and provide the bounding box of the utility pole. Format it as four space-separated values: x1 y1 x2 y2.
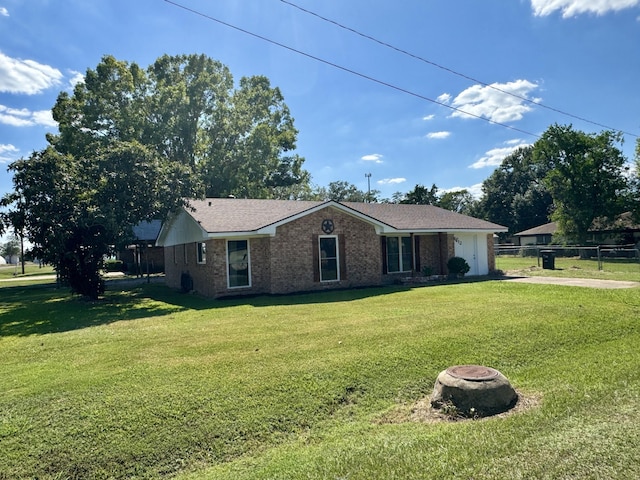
365 173 372 203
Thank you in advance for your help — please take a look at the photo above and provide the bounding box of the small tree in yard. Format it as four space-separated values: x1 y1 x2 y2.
1 235 20 262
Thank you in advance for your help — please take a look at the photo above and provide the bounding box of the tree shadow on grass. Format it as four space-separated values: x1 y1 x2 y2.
1 276 499 337
0 283 189 337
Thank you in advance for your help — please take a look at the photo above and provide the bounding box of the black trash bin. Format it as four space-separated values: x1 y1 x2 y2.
541 250 555 270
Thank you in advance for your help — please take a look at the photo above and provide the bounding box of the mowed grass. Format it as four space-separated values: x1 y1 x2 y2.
1 280 639 479
0 264 56 279
496 254 640 282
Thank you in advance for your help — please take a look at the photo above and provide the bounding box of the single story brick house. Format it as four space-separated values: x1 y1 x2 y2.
156 198 507 298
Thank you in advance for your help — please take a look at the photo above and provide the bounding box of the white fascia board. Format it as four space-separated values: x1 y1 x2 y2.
388 228 509 235
205 231 272 239
156 209 208 247
233 201 392 237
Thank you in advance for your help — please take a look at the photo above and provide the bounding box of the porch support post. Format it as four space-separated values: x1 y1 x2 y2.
410 232 416 275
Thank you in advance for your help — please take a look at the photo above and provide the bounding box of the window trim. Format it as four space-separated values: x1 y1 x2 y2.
197 242 207 264
226 239 251 289
318 235 340 283
385 235 413 274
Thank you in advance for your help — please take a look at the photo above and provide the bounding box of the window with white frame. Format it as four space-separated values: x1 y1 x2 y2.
227 239 250 288
197 242 206 264
386 236 412 273
319 236 339 282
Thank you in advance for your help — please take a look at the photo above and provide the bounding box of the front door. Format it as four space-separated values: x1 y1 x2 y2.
454 234 483 276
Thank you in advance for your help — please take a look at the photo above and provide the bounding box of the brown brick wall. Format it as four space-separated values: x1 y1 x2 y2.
163 211 496 298
418 234 443 275
268 206 381 295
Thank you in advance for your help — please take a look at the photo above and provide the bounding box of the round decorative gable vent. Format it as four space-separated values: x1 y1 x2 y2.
321 219 334 234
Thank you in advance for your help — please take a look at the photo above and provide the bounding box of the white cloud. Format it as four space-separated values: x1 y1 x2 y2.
469 140 532 169
450 80 539 123
68 70 85 89
422 114 435 121
531 0 640 17
0 104 57 127
0 7 9 16
426 131 451 139
445 183 484 199
436 93 452 104
377 177 406 185
0 52 63 95
0 143 19 164
31 109 57 127
361 153 384 163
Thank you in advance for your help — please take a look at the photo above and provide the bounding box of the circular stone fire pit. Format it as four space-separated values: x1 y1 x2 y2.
431 365 517 417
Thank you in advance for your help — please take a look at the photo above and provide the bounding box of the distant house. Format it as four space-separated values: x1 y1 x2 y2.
119 220 164 275
156 199 507 298
513 222 557 246
514 212 640 246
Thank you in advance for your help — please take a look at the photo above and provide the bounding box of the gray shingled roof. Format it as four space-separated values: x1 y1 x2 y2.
514 222 557 236
132 220 163 241
343 202 506 231
187 199 323 233
186 198 506 234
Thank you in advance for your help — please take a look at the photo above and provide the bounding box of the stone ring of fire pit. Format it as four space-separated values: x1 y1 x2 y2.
431 365 517 417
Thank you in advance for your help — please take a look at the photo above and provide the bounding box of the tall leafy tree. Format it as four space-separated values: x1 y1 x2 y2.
202 75 308 198
475 146 552 235
6 54 309 298
534 124 629 244
633 138 640 224
309 181 379 202
400 184 440 205
437 189 476 214
0 235 20 260
4 143 181 298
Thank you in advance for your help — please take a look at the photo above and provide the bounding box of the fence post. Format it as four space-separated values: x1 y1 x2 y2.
597 245 602 271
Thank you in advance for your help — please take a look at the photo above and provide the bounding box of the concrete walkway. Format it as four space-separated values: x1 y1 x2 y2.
0 271 164 284
502 276 640 289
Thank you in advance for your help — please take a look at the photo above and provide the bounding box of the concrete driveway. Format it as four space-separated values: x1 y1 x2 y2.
502 276 640 289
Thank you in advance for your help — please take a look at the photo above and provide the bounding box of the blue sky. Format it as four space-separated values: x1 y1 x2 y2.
1 0 639 205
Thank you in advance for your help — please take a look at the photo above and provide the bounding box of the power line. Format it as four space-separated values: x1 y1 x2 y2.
280 0 639 139
163 0 539 138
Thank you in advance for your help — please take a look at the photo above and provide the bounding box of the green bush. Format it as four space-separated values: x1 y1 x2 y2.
447 256 470 276
104 259 124 272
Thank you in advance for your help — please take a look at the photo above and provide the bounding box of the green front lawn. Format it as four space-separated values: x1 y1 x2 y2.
1 281 639 479
496 254 640 282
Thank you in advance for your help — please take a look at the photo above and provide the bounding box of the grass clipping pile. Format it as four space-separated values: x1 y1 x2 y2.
378 366 541 424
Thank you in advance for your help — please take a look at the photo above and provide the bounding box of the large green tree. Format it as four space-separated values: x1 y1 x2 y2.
534 124 629 244
5 54 309 298
633 138 640 224
397 183 477 214
475 146 553 235
50 54 308 199
4 143 181 298
400 184 440 205
308 181 379 202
